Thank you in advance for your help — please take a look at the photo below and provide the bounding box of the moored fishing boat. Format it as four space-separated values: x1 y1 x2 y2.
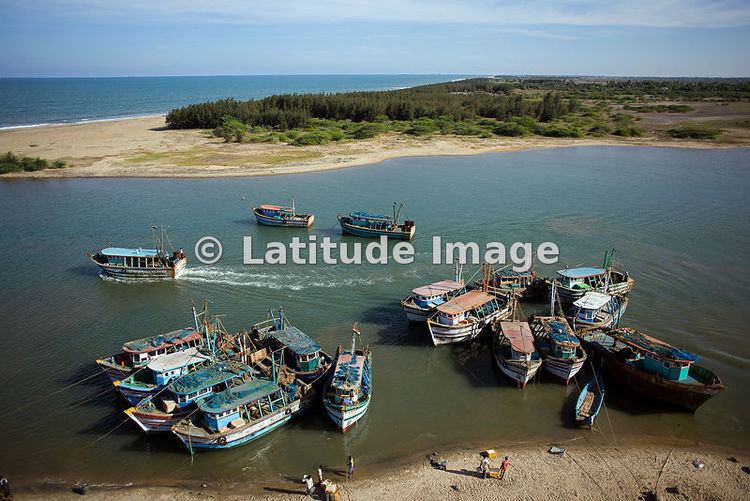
171 375 315 451
575 376 605 428
529 315 587 383
427 290 512 346
114 347 212 406
482 268 548 301
401 265 465 322
250 307 333 385
251 196 314 228
578 328 725 411
337 202 415 239
124 360 256 433
565 291 628 332
553 250 634 304
86 226 187 280
493 320 542 388
323 324 372 432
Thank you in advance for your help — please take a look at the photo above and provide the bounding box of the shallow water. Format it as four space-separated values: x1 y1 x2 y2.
0 146 749 485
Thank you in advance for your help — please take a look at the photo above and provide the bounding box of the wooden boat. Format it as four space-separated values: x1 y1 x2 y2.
171 375 315 451
114 347 212 406
493 321 542 388
578 328 726 411
337 202 415 239
575 376 604 428
427 290 512 346
553 250 634 304
96 326 203 383
125 361 256 433
251 196 314 228
401 265 465 322
250 308 333 386
323 324 372 432
565 291 628 332
529 315 587 383
86 226 187 280
482 268 548 301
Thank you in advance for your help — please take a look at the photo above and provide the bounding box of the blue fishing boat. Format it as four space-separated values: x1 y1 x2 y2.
578 328 725 411
565 291 628 332
338 202 415 239
171 375 315 451
323 324 372 432
575 376 605 427
553 250 634 304
252 196 314 228
250 307 333 385
86 226 187 280
401 265 465 322
125 360 257 433
530 315 587 383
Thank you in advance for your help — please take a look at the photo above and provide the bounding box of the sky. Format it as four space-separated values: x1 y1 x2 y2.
1 0 749 78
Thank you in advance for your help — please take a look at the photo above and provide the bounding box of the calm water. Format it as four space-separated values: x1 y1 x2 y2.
0 74 471 128
1 146 749 486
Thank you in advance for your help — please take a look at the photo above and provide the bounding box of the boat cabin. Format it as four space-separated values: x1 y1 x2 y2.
435 290 497 325
122 328 202 367
610 329 698 382
97 247 177 269
257 204 294 218
546 320 580 359
569 291 614 325
557 267 607 290
500 321 538 361
198 379 287 432
411 280 464 308
331 352 365 405
144 347 211 387
169 362 255 406
269 326 323 373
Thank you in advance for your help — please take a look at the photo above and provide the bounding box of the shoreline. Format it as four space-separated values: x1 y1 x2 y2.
1 115 748 180
16 439 750 500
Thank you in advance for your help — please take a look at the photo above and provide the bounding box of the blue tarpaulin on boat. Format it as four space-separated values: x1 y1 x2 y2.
270 326 321 355
101 247 159 257
199 378 280 414
557 267 605 278
170 362 253 395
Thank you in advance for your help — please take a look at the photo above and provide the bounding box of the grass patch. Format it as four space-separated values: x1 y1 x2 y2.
624 104 693 113
666 126 722 140
1 151 66 174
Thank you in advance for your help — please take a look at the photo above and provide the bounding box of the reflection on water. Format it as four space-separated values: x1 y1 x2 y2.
0 146 749 485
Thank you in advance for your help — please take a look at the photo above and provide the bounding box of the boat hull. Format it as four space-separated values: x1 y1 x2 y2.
582 340 723 411
557 278 634 304
542 354 587 384
338 219 415 240
91 258 187 281
323 398 370 432
401 301 432 322
125 407 191 433
114 383 157 406
427 305 511 346
252 208 314 228
96 359 133 382
493 350 542 388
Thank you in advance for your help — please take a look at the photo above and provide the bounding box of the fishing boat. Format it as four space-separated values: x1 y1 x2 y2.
124 361 256 433
529 316 587 383
337 202 415 239
565 291 628 332
251 196 314 228
114 347 212 406
553 249 634 304
482 268 548 301
171 375 315 451
575 376 605 428
86 225 187 280
401 265 465 322
578 328 726 411
493 321 542 388
323 324 372 432
250 308 333 385
426 290 512 346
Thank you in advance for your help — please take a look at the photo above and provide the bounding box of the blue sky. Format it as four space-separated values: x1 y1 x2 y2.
1 1 749 77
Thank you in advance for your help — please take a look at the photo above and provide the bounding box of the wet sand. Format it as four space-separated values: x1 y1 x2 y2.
1 109 748 179
18 442 750 500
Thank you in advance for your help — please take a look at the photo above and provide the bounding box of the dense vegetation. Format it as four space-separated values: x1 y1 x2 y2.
666 126 722 140
0 152 66 174
165 77 748 145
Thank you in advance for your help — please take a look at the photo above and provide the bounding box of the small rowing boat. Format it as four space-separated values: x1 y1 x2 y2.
493 320 542 388
86 226 186 280
401 265 465 322
427 290 512 346
565 291 628 332
553 249 634 304
252 196 314 228
323 324 372 432
338 202 415 239
578 328 725 411
575 376 604 427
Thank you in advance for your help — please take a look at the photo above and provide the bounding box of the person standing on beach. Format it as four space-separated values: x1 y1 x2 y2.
303 475 314 497
500 456 512 480
479 456 490 479
346 456 355 479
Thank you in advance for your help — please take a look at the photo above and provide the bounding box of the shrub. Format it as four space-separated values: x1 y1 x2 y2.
405 117 437 136
214 115 247 143
666 126 721 140
0 152 66 174
540 124 585 138
292 132 332 146
350 122 387 139
453 122 485 136
493 121 529 137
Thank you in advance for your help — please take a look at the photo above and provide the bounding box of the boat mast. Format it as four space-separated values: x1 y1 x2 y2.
351 322 360 355
291 196 296 216
550 281 556 316
454 262 464 284
392 202 404 223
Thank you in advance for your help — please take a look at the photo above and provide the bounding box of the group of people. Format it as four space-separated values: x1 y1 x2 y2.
302 456 355 499
478 454 512 480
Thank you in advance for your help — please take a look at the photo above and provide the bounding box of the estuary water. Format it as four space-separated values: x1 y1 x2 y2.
0 146 749 486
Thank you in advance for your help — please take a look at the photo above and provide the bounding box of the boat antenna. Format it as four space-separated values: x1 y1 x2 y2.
291 195 296 216
351 322 360 355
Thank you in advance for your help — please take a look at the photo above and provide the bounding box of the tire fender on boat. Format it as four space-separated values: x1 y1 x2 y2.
217 436 227 446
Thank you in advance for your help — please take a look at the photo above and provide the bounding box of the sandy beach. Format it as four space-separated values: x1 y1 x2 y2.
1 105 748 179
17 441 750 500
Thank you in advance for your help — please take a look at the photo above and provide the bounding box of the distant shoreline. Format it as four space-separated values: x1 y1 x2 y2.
0 113 166 131
16 439 750 500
